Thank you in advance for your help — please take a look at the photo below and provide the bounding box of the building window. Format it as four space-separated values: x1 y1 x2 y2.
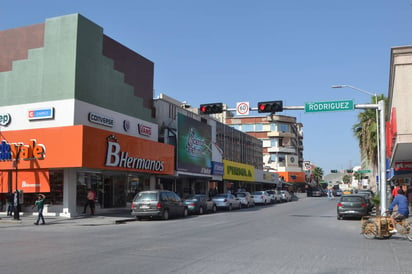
255 123 264 131
242 124 254 132
278 123 289 132
270 139 279 147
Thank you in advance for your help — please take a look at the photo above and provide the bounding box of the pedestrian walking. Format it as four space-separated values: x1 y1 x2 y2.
6 192 14 216
83 189 96 215
33 194 46 225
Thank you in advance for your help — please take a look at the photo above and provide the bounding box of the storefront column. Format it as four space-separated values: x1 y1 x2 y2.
150 175 156 190
60 168 77 218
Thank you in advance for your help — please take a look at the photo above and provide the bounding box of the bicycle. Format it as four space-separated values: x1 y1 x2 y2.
361 211 412 241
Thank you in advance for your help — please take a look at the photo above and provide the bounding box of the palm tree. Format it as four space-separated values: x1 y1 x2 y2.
312 167 324 185
352 94 387 176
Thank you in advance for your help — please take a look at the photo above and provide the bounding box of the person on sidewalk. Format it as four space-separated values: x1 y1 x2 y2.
33 194 46 225
83 189 96 215
388 188 409 234
6 192 14 216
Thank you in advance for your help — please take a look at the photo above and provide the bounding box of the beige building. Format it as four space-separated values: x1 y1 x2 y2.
387 46 412 185
225 114 305 186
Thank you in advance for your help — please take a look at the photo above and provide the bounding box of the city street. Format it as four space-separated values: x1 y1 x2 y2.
1 196 412 274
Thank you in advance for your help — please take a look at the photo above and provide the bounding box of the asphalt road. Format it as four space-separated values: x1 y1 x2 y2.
1 196 412 274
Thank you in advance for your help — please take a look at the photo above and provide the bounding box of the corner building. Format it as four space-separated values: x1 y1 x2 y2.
0 14 174 217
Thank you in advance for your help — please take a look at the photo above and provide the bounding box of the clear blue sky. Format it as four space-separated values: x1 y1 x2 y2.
1 1 411 174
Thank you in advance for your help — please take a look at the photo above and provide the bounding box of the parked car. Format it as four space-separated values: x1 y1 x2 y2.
337 194 369 220
280 190 292 202
183 194 217 214
212 193 242 211
235 192 255 208
251 191 271 205
131 190 188 220
266 190 281 204
311 188 323 197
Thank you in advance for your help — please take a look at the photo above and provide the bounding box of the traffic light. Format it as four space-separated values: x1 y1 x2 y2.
257 101 283 113
331 170 338 173
199 103 223 114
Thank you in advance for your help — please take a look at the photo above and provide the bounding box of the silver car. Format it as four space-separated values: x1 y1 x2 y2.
251 191 271 205
280 190 292 202
266 190 281 203
212 193 242 211
235 192 255 208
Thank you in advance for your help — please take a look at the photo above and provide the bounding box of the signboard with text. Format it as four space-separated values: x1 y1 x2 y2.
305 100 354 113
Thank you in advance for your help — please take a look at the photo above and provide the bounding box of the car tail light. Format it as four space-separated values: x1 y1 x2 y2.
189 203 195 206
131 203 135 209
156 202 162 209
260 196 264 199
361 203 367 208
337 203 342 207
223 199 227 202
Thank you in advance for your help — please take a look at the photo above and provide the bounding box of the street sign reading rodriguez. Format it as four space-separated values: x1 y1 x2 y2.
305 99 354 113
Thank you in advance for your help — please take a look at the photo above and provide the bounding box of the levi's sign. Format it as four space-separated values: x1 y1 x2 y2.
305 100 354 113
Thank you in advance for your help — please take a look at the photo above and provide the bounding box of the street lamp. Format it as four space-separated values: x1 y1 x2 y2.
331 85 380 192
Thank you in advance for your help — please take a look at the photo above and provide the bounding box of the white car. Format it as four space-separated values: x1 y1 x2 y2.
212 193 242 211
235 192 255 208
280 190 292 202
266 190 281 203
251 191 272 205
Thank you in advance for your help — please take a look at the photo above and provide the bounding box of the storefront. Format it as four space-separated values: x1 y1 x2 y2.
0 125 174 217
223 160 255 193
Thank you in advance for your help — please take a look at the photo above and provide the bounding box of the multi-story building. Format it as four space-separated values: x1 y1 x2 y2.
387 46 412 186
225 113 305 188
154 94 275 195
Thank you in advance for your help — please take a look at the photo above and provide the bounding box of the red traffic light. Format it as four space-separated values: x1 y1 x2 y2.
257 101 283 113
199 103 223 114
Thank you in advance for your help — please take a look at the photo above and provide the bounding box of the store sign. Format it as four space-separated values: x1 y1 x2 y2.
105 135 164 172
138 124 152 137
0 113 11 126
0 139 46 161
28 108 54 120
394 161 412 171
223 160 254 182
88 112 114 127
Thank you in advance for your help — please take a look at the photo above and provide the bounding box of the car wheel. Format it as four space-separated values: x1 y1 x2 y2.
212 205 217 213
162 209 169 220
246 202 250 208
228 204 232 211
198 206 204 215
183 208 188 218
136 217 142 221
337 215 342 220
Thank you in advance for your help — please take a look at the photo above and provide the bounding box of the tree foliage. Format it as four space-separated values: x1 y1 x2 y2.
352 94 387 171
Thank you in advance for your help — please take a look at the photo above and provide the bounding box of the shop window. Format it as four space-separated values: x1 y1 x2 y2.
48 170 64 205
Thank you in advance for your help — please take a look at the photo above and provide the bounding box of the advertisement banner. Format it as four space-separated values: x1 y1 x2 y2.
223 160 254 182
177 113 212 174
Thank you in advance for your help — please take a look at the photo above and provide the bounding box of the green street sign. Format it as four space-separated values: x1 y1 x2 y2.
305 100 354 113
357 170 371 173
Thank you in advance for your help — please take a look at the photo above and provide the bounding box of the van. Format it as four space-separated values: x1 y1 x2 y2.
131 190 188 220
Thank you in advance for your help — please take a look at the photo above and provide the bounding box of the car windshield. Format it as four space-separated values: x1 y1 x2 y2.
236 193 246 197
252 192 263 195
214 194 227 198
135 192 157 202
266 191 274 194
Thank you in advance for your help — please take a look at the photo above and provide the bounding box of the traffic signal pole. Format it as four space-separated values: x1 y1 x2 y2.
203 100 387 215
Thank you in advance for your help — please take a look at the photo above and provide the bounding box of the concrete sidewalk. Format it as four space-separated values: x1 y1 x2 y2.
0 208 136 227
